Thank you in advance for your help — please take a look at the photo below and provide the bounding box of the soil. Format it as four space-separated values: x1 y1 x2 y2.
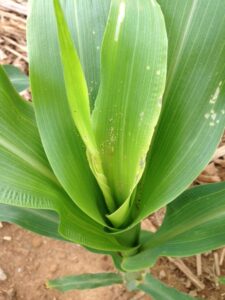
1 221 225 300
0 224 141 300
1 1 225 299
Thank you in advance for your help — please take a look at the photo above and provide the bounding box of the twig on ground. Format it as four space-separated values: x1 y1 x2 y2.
168 257 205 290
214 252 221 276
219 249 225 266
4 45 27 62
3 36 27 52
196 254 202 277
0 0 27 16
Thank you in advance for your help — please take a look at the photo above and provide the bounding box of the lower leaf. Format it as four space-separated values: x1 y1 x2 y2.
2 64 29 92
47 272 123 292
0 204 66 241
138 273 197 300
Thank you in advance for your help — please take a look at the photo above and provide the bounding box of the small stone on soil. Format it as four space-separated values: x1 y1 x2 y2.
185 279 192 288
32 237 42 248
189 290 198 297
159 270 166 279
58 252 66 259
0 268 7 281
50 264 58 273
0 222 3 228
3 236 12 241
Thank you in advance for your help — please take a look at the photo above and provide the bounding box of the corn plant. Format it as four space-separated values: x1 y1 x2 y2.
0 0 225 298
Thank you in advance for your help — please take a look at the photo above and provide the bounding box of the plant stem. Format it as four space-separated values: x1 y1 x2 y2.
116 223 141 250
122 270 147 291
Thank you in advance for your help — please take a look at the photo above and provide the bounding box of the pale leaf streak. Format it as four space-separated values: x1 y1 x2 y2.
114 1 126 42
0 137 58 185
150 0 156 7
21 208 58 222
120 1 140 183
165 0 198 95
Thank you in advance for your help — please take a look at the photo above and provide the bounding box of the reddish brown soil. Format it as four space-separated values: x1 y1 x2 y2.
1 221 225 300
0 223 148 300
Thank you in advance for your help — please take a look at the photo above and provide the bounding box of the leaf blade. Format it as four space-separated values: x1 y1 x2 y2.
138 273 197 300
2 64 29 92
0 204 65 241
63 0 110 108
133 0 225 224
28 0 109 224
92 0 168 226
0 66 131 251
123 182 225 271
47 272 122 292
53 0 115 212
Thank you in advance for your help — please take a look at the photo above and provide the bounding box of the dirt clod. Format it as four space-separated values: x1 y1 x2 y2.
3 236 12 241
159 270 166 279
189 290 198 297
0 267 7 281
50 264 58 274
32 237 43 248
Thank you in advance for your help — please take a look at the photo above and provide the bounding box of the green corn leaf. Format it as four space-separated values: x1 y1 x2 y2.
2 64 29 92
0 66 132 252
62 0 110 109
123 182 225 271
0 204 66 241
28 0 110 225
53 0 115 213
0 66 56 183
47 272 123 292
137 273 197 300
92 0 168 227
131 0 225 226
0 184 129 252
0 148 130 251
219 277 225 285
